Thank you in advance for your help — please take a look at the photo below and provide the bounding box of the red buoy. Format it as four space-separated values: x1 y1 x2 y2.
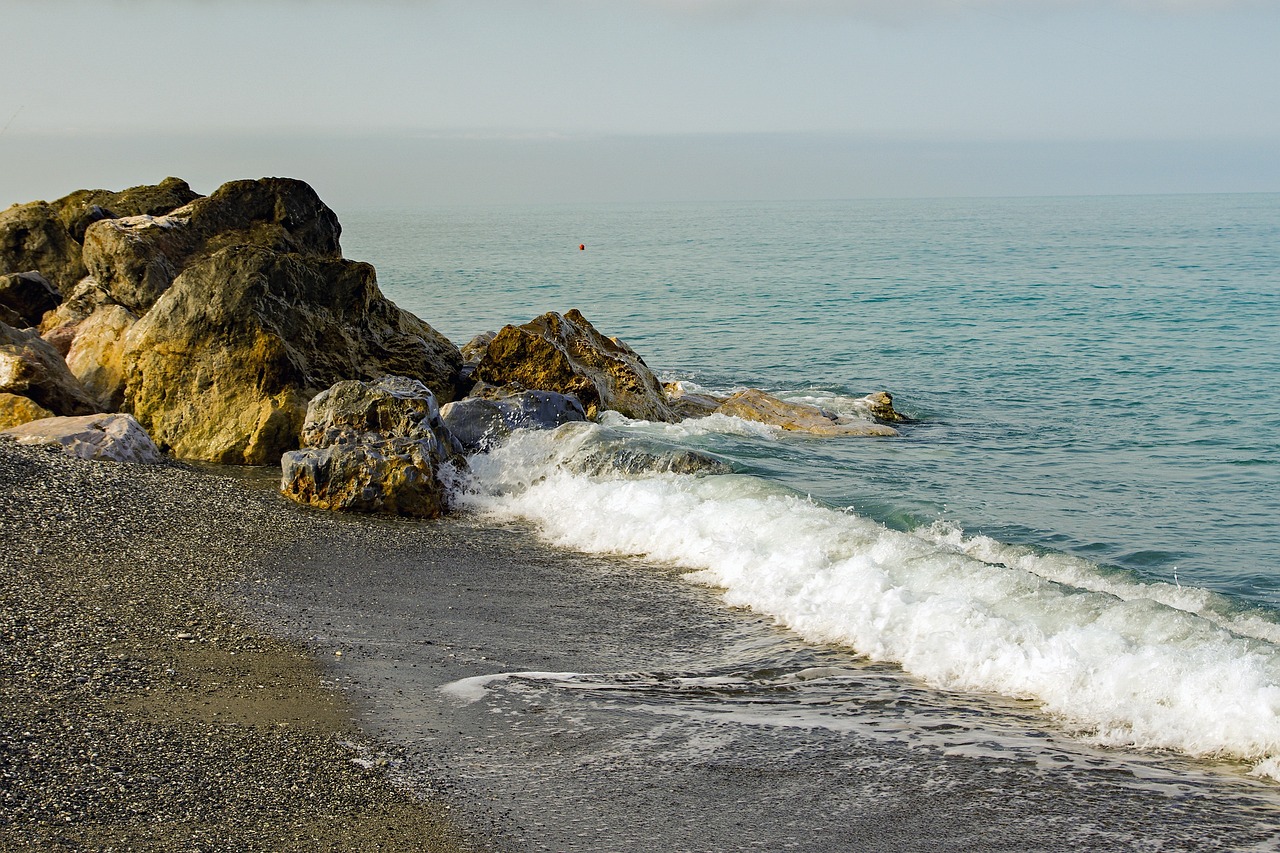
579 244 585 251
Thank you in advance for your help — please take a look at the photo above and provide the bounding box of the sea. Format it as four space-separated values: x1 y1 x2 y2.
287 194 1280 850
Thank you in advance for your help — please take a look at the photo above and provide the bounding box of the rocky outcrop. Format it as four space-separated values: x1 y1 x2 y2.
281 376 463 518
0 322 99 417
471 310 675 422
0 178 199 295
440 386 587 452
123 246 462 464
0 412 165 464
714 389 899 436
37 277 114 355
83 177 342 314
0 271 61 328
0 392 54 430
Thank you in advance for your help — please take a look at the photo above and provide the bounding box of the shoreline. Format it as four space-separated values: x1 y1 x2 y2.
0 440 487 852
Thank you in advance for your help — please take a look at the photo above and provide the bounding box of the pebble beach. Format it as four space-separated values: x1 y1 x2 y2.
0 439 481 852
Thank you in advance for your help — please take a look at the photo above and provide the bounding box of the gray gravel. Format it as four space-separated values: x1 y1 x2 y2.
0 439 482 852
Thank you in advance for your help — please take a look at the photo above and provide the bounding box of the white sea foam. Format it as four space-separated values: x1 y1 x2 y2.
455 424 1280 779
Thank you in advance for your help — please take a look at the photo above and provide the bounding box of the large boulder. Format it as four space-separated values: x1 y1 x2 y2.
714 388 899 437
0 412 164 464
0 392 54 430
0 322 99 416
471 310 675 422
122 246 462 464
0 271 61 328
440 386 587 452
281 376 463 518
0 178 199 295
83 177 342 314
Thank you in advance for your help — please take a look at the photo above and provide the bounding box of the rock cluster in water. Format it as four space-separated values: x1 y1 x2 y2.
1 176 910 518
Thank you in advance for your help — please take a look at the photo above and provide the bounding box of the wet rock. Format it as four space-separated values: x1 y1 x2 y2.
84 177 342 314
472 310 675 422
0 321 99 416
440 386 586 452
0 271 61 328
123 246 461 464
663 381 726 419
555 422 732 477
864 390 913 424
715 388 898 437
0 412 164 464
0 392 54 430
281 376 463 518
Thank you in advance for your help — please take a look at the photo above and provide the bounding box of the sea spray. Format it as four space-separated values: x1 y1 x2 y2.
456 419 1280 779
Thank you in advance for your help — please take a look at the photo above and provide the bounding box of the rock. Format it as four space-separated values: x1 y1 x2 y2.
0 178 199 296
440 387 586 452
864 390 913 424
65 303 138 411
281 376 463 518
472 310 675 422
0 322 99 416
123 246 461 464
551 421 732 477
0 271 61 328
83 177 342 314
0 201 83 296
0 392 54 430
663 381 726 419
0 412 165 464
714 388 898 437
38 277 114 351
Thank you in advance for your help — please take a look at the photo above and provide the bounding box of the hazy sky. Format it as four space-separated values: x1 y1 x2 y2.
3 0 1278 205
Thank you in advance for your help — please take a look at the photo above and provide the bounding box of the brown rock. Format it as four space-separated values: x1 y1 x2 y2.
472 310 675 422
0 392 54 430
65 303 138 411
122 246 461 464
715 388 898 437
83 177 342 313
281 376 463 518
0 322 99 416
0 271 61 328
0 178 199 295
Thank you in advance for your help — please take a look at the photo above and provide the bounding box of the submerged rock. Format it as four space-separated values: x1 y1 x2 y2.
714 389 899 437
472 310 675 422
0 412 164 464
122 245 462 464
281 376 463 518
440 386 587 452
0 322 99 416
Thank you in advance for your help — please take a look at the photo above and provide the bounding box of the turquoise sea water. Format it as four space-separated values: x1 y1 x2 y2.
344 194 1279 609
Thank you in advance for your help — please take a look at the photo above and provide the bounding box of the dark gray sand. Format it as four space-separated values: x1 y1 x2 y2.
0 441 480 852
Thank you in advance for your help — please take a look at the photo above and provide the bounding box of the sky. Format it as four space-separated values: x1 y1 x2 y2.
2 0 1278 207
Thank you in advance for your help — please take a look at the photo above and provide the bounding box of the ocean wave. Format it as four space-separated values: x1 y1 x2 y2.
454 423 1280 780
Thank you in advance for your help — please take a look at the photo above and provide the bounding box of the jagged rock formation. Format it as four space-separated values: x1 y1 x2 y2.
281 376 464 518
0 412 165 464
471 310 675 422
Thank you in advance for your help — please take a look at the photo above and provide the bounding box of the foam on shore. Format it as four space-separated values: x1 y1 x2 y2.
455 421 1280 780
